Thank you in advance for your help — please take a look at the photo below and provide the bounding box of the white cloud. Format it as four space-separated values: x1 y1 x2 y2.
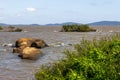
26 7 37 12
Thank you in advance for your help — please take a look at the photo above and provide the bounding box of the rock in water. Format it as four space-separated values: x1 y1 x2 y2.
31 39 48 48
13 38 48 60
15 38 48 48
15 38 34 48
19 47 42 60
2 43 15 47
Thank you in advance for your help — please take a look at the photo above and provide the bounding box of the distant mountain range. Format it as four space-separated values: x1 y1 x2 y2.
1 21 120 26
0 23 8 26
88 21 120 26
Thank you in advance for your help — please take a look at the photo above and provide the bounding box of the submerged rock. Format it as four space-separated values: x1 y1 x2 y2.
2 43 15 47
48 42 72 47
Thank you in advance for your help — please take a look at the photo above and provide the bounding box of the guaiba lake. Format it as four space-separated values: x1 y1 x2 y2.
0 26 119 80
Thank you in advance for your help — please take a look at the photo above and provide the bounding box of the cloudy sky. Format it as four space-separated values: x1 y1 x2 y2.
0 0 120 24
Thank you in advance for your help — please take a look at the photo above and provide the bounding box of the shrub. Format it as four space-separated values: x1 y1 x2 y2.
61 24 96 32
0 26 3 30
14 28 23 32
8 25 15 29
7 25 15 32
35 33 120 80
7 26 23 32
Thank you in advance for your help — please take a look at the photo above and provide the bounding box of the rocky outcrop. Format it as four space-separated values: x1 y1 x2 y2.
19 47 42 60
13 38 48 60
31 39 48 48
15 38 35 48
15 38 48 49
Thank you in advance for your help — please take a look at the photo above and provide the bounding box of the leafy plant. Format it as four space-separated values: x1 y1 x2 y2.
35 34 120 80
7 26 23 32
61 24 96 32
0 26 3 30
8 25 15 29
14 28 23 32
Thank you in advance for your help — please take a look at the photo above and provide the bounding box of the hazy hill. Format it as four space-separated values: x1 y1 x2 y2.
0 23 8 26
45 21 120 26
88 21 120 26
1 21 120 26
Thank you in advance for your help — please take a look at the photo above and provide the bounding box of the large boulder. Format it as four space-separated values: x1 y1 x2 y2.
15 38 34 48
19 47 42 60
13 38 48 59
31 39 48 48
15 38 48 49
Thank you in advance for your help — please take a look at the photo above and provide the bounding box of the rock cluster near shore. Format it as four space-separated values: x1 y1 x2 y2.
1 37 72 60
13 38 48 60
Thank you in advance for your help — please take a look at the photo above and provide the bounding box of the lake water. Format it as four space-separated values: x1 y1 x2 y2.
0 31 111 80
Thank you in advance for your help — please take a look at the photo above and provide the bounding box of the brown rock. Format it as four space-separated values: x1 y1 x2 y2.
19 47 42 60
13 38 47 59
15 38 34 48
13 47 24 53
15 38 48 48
13 48 20 53
31 39 48 48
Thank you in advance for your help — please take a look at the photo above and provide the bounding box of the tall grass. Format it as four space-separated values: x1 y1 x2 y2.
35 33 120 80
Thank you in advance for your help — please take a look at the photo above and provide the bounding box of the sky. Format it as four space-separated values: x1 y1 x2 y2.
0 0 120 24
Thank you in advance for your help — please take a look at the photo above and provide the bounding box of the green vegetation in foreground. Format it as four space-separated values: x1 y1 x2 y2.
35 34 120 80
61 24 96 32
